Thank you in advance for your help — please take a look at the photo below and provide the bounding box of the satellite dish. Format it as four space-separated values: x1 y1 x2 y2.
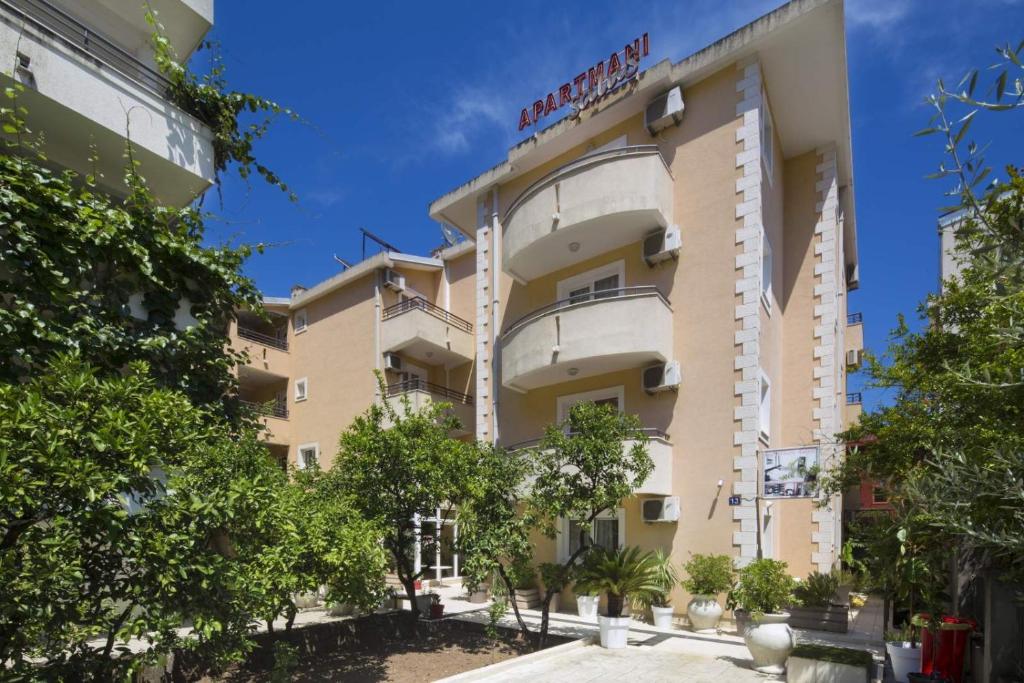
440 222 460 247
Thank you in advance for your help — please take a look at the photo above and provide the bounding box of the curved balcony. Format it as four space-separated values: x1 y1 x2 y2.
502 145 673 282
500 286 672 392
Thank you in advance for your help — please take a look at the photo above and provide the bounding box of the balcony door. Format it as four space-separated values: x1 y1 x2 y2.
556 261 625 307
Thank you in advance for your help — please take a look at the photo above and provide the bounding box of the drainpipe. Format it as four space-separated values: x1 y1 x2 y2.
490 187 500 443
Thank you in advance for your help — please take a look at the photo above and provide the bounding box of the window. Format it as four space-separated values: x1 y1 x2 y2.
760 88 774 180
557 386 624 423
295 377 308 402
758 371 771 442
294 308 308 334
872 486 888 505
556 261 625 305
761 230 774 311
560 509 625 562
297 443 319 470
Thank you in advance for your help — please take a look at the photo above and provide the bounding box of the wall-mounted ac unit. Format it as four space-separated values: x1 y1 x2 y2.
642 496 680 523
642 361 681 394
383 352 403 371
644 86 685 135
643 225 681 265
846 349 862 368
383 268 405 292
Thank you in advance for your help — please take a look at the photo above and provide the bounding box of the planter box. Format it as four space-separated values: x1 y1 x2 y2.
787 644 873 683
514 587 542 610
788 604 850 633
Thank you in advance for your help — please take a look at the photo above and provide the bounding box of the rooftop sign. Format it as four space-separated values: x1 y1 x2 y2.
518 33 650 132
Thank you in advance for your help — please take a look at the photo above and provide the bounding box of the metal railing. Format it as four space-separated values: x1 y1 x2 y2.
847 312 863 325
1 0 176 101
237 326 289 351
504 286 670 336
846 392 863 405
503 427 670 452
503 144 672 223
241 399 288 419
385 380 473 405
381 297 473 334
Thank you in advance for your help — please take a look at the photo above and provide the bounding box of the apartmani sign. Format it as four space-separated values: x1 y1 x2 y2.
518 33 650 131
762 446 820 499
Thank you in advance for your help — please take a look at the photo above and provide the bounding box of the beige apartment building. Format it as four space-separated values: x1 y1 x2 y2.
232 0 866 603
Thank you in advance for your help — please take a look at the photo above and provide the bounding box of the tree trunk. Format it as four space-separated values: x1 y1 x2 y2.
538 589 555 651
285 603 297 632
607 593 624 618
496 564 533 643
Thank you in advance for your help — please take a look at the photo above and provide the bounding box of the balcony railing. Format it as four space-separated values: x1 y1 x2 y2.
847 312 863 325
381 297 473 334
503 427 670 452
1 0 176 102
237 326 289 351
504 286 670 336
846 392 863 405
385 380 473 405
241 399 289 419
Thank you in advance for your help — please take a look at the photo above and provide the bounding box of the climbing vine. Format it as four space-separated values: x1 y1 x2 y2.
146 9 298 200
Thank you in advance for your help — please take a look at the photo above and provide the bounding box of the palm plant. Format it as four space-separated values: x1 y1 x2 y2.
632 548 678 610
574 546 661 618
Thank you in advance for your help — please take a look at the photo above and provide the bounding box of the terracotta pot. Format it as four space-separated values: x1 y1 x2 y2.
429 603 445 619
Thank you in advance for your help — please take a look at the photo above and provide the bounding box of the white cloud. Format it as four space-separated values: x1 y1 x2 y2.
846 0 913 31
306 188 345 207
431 89 510 155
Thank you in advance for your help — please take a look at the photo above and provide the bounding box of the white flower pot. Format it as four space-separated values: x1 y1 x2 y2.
598 615 631 649
651 605 675 628
743 612 795 674
687 595 723 633
576 595 600 622
886 641 921 683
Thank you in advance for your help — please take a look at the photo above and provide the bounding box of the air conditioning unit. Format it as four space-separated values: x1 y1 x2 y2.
383 268 405 292
643 225 681 265
644 86 685 135
846 349 863 368
642 361 681 394
642 496 680 523
383 352 403 371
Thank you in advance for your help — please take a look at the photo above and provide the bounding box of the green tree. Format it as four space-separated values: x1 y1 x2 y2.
0 356 287 678
825 40 1024 610
328 373 472 623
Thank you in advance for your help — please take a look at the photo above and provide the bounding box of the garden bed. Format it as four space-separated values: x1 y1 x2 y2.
173 612 569 682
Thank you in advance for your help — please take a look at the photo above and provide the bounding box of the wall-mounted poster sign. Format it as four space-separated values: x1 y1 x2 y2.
762 446 820 499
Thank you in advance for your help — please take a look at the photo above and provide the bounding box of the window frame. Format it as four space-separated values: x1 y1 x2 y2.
760 87 775 183
761 229 774 313
556 385 625 423
758 370 771 444
296 442 320 470
293 308 308 334
295 377 308 402
555 260 625 305
557 508 626 563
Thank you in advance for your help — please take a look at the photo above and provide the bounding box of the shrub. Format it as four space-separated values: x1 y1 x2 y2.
633 549 679 609
794 571 840 608
727 559 797 617
574 546 661 618
682 554 735 596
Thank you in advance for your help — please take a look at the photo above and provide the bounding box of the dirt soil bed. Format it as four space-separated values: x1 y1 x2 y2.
176 612 566 682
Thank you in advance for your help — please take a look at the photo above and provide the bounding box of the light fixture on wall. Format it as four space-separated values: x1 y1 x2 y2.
568 241 581 252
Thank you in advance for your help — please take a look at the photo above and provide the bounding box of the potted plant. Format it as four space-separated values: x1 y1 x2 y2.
428 591 445 619
727 558 797 673
790 571 849 633
682 553 734 633
886 624 922 683
632 549 678 628
574 546 660 649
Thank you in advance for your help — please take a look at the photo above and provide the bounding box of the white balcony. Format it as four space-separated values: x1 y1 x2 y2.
380 298 474 367
502 145 673 282
384 381 474 438
0 0 215 206
500 287 673 392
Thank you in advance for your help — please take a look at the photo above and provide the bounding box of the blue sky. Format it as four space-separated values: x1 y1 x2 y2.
203 0 1023 411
